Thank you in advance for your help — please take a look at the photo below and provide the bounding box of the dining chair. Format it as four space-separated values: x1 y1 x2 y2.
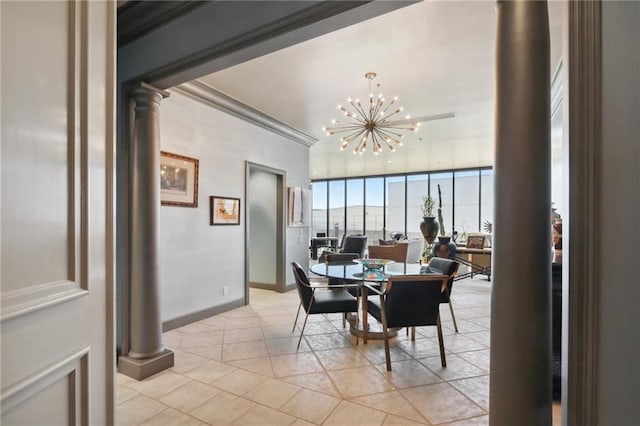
365 274 449 371
291 262 359 349
423 257 460 332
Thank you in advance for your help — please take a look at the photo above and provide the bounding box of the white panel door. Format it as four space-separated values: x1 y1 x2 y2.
1 1 115 424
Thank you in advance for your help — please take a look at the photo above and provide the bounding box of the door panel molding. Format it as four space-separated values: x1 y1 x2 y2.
1 0 90 321
1 347 89 424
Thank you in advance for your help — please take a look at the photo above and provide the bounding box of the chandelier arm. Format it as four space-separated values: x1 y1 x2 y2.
373 128 396 150
370 131 383 153
371 97 385 122
380 97 397 116
379 107 404 122
350 100 370 122
326 124 368 133
341 128 368 148
375 127 405 138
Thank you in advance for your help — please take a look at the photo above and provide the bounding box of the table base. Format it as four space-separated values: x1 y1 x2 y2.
345 313 400 340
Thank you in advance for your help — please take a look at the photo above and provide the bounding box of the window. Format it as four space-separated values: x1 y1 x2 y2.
328 180 345 239
430 172 453 235
312 181 327 237
365 178 384 242
406 174 429 240
346 179 364 234
454 170 480 235
385 176 406 239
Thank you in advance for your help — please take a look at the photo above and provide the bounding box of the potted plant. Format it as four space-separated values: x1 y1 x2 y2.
419 195 439 244
432 184 457 259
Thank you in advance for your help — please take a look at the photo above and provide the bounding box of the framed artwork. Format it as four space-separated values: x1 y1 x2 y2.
288 186 310 227
160 151 199 207
210 196 241 225
466 234 486 249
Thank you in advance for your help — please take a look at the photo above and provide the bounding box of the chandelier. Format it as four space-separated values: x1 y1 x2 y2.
322 72 419 155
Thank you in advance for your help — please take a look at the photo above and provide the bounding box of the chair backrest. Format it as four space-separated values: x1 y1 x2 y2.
291 262 313 310
426 257 459 298
316 232 326 238
383 275 446 328
341 235 368 257
367 243 408 263
325 253 359 264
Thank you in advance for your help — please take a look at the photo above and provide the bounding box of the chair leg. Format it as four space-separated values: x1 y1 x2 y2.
436 315 447 367
297 312 310 350
342 312 346 328
292 303 302 332
448 299 459 333
380 295 392 371
411 326 416 341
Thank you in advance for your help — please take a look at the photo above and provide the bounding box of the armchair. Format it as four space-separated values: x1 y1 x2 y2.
367 239 423 263
290 262 359 349
365 274 449 371
318 234 368 261
422 257 460 332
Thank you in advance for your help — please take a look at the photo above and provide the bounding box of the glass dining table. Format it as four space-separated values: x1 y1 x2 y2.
310 260 423 342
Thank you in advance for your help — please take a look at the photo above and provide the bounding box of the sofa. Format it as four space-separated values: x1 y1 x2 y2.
367 238 423 263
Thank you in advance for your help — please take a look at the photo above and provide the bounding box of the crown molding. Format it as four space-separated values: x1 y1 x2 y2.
173 80 318 147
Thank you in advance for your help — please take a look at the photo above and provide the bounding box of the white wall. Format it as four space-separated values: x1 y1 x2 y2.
158 91 310 323
249 169 277 287
597 2 640 422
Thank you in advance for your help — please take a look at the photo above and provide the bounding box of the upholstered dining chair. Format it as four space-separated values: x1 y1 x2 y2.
365 274 449 371
423 257 460 332
290 262 359 349
319 235 368 261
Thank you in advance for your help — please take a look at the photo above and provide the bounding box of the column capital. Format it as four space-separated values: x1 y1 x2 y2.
129 82 170 103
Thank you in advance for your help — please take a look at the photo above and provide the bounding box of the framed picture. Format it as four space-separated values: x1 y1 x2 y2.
210 196 241 225
466 234 486 249
288 186 310 227
160 151 199 207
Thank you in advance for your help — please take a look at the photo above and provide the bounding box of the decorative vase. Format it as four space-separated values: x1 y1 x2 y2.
419 217 439 244
432 236 457 259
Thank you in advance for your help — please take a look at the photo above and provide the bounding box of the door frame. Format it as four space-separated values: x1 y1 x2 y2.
244 162 287 303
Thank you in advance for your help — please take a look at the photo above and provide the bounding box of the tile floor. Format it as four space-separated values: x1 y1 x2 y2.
116 275 560 425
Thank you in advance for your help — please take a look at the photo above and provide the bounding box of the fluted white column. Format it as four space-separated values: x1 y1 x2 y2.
491 1 552 424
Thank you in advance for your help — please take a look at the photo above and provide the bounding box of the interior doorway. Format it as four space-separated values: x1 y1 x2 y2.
245 162 286 303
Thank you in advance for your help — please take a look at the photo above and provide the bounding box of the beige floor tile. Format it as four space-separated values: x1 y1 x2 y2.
349 391 428 423
281 371 341 397
126 370 191 399
382 414 429 425
170 349 210 374
265 335 311 356
159 381 220 413
183 344 223 361
464 331 491 347
440 415 489 425
374 359 442 389
290 419 315 426
260 313 295 327
271 352 325 378
233 404 297 425
221 316 262 330
442 334 488 353
553 402 562 426
262 324 301 340
116 394 167 425
223 327 265 344
400 382 486 425
190 391 256 424
162 330 186 348
328 365 395 399
304 332 353 351
222 340 269 361
178 321 222 335
116 372 139 387
456 349 490 372
243 377 301 409
315 347 371 371
357 341 413 365
449 375 490 410
299 320 340 335
323 400 387 426
418 354 486 381
178 331 224 348
227 356 275 377
140 407 204 425
280 388 341 424
183 359 237 384
116 384 139 405
395 337 446 358
212 369 268 396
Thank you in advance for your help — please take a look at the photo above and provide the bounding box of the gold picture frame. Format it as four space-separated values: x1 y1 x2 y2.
160 151 199 207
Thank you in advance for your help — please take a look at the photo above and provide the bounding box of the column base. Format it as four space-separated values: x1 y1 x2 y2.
118 349 174 380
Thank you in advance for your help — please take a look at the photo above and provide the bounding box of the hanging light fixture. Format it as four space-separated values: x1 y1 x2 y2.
322 72 419 155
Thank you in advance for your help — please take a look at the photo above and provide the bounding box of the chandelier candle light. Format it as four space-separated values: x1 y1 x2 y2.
322 72 420 155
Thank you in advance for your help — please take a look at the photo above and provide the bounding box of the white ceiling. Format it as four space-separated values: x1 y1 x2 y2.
198 1 563 179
